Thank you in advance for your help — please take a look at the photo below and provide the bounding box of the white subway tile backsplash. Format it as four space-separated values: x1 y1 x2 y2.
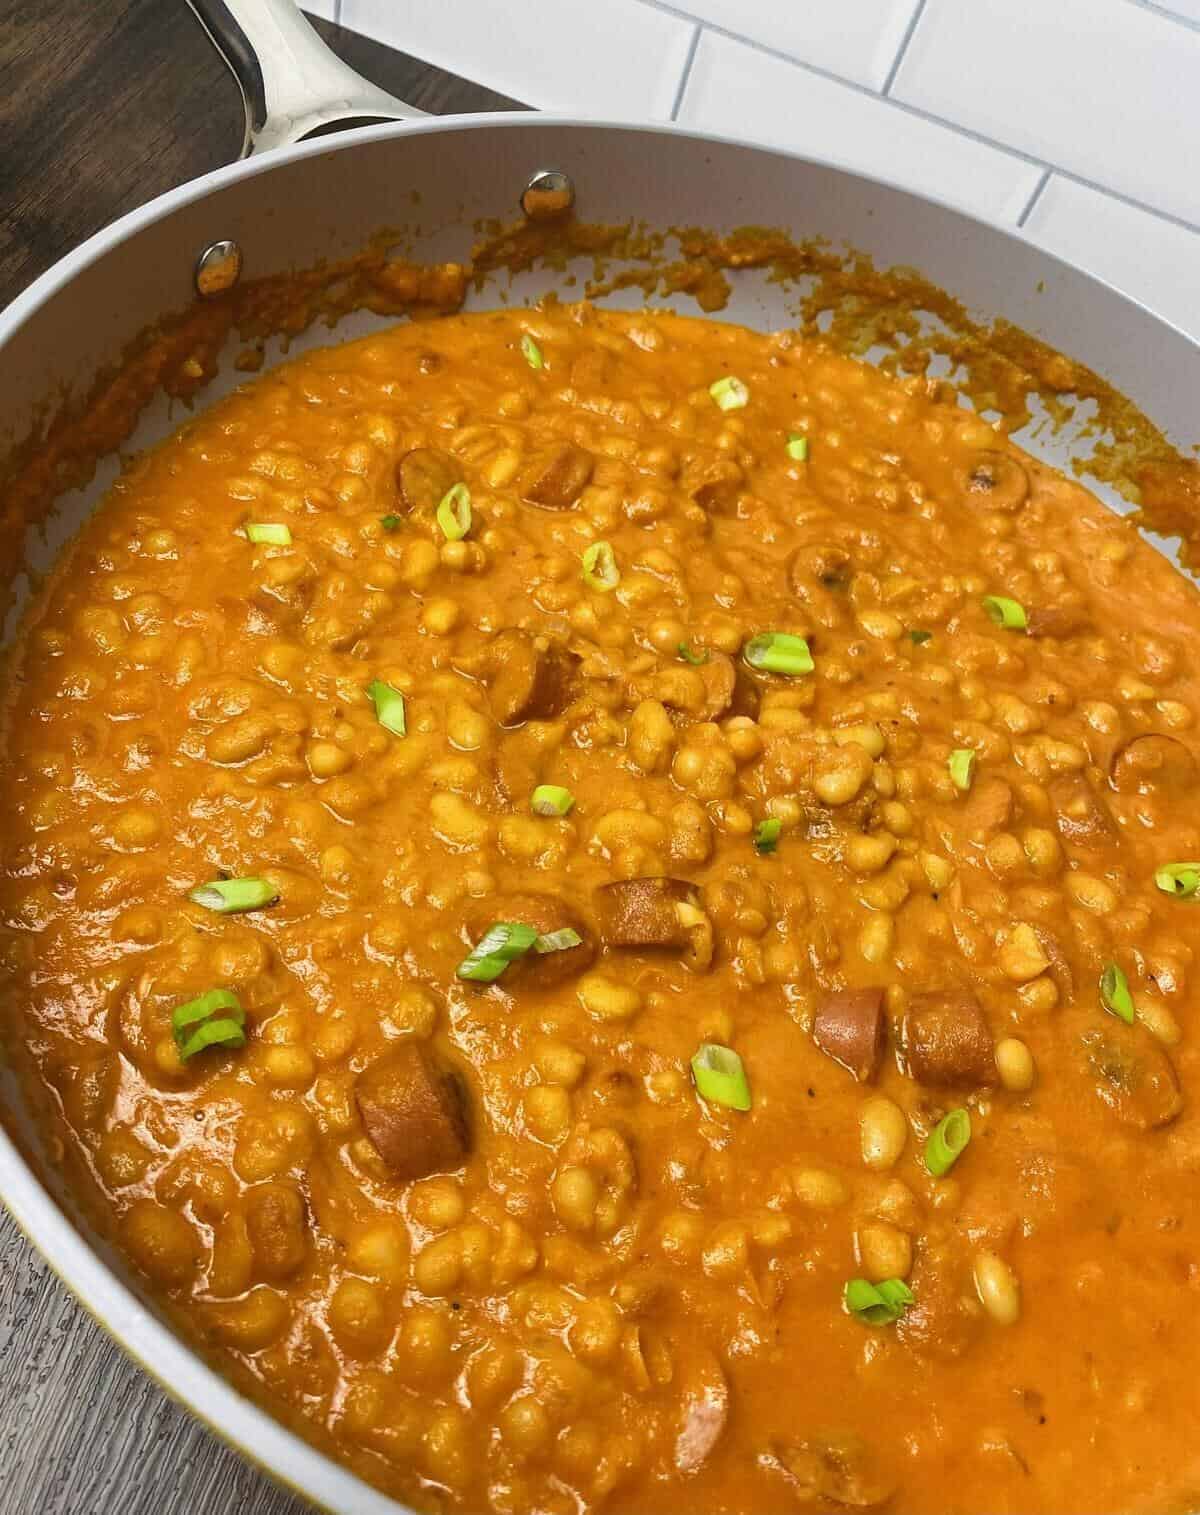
341 0 696 117
893 0 1200 229
676 31 1042 225
1023 174 1200 340
649 0 921 89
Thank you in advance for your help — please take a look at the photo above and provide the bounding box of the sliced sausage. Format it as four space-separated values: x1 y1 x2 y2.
958 776 1013 838
897 1238 983 1361
813 988 887 1083
485 630 579 725
658 651 739 722
244 1182 309 1281
570 348 618 389
1032 925 1075 1003
1110 733 1196 796
766 1432 896 1508
957 450 1029 513
464 891 595 990
697 651 738 721
1050 776 1116 850
395 446 462 514
903 990 997 1088
519 443 595 509
684 456 744 513
594 877 714 972
1076 1018 1183 1131
356 1043 470 1182
1027 605 1090 639
788 543 852 630
675 1353 729 1474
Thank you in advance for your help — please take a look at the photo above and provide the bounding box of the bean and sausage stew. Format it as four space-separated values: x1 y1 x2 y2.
2 304 1199 1513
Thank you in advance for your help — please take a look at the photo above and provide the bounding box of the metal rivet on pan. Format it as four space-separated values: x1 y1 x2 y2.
520 169 575 220
194 239 243 298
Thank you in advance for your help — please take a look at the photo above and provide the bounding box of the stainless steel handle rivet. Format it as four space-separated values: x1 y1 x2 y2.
195 240 244 298
521 170 576 220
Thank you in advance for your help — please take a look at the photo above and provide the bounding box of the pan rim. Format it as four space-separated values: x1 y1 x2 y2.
1 110 1197 355
0 108 1195 1515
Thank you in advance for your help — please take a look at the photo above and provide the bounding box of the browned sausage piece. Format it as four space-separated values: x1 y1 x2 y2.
1077 1019 1183 1131
675 1353 729 1474
957 450 1029 512
1110 733 1197 796
813 988 887 1083
658 651 738 722
1027 605 1090 639
570 348 618 389
903 990 997 1088
519 443 595 509
1050 776 1116 850
958 776 1013 839
395 446 462 514
486 630 579 725
684 457 744 513
465 891 595 990
594 877 714 972
1033 925 1075 1003
356 1043 470 1182
245 1182 309 1281
896 1238 983 1362
787 543 852 630
767 1432 896 1509
698 651 738 721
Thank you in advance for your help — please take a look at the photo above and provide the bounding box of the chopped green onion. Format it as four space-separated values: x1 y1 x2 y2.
177 1016 247 1062
172 990 247 1062
948 748 976 792
1154 862 1200 900
678 642 709 666
691 1043 752 1111
241 522 292 546
1099 962 1136 1024
520 333 544 370
743 631 813 676
844 1278 914 1326
786 432 809 461
368 680 406 736
436 483 472 541
456 921 538 982
533 928 583 954
380 514 402 532
709 376 749 412
924 1108 972 1177
582 541 619 592
188 877 278 914
753 818 782 855
909 629 932 646
982 595 1028 631
531 784 575 817
171 989 243 1047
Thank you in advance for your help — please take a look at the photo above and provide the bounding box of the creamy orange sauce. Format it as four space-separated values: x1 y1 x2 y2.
2 304 1200 1513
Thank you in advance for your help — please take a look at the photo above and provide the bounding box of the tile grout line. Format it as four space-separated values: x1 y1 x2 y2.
1126 0 1200 32
669 24 703 120
882 0 928 96
1016 167 1052 227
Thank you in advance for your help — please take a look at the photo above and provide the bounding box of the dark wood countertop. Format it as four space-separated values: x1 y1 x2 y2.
0 7 512 1510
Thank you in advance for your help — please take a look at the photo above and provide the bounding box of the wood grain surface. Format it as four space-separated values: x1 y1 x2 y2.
0 5 515 1511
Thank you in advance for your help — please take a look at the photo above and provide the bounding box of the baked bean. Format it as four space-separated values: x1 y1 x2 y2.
860 1097 908 1171
8 299 1200 1515
973 1251 1021 1325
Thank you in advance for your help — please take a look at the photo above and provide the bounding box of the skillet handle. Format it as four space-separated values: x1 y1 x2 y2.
186 0 425 158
